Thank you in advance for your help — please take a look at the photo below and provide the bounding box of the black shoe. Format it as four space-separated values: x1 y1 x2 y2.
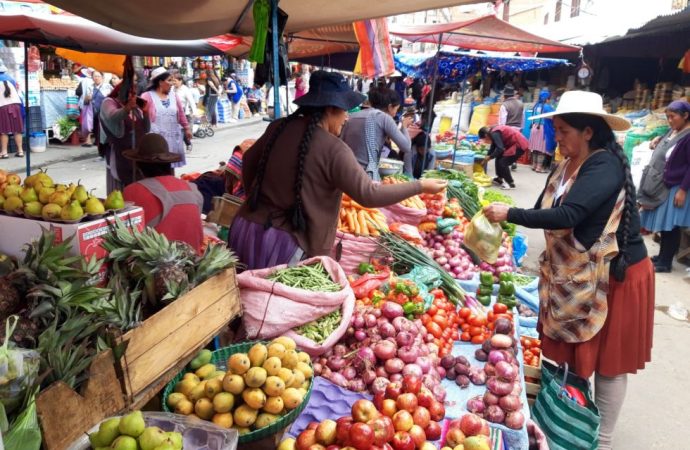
651 255 659 263
654 263 672 273
492 177 503 186
511 163 518 170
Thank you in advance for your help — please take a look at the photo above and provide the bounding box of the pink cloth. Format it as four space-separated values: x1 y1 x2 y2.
140 91 189 128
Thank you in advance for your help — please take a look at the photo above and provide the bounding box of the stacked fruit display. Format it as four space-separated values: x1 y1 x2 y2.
166 337 313 435
441 413 492 450
0 169 125 222
89 411 183 450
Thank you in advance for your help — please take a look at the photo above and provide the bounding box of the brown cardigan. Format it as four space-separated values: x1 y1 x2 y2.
239 117 422 256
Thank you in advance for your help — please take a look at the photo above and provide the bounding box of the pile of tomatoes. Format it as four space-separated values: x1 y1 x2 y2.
419 289 460 357
458 303 514 345
520 336 541 367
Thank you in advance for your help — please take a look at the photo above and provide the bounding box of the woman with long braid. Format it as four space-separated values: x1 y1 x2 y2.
229 71 446 270
483 91 653 450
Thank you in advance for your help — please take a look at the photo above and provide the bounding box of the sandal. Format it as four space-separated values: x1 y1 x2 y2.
0 153 8 159
15 152 24 157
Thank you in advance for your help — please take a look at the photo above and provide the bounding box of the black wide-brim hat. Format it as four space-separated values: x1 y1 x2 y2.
293 70 366 111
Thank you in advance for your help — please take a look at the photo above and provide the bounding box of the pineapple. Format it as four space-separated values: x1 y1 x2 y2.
191 243 238 285
0 275 23 320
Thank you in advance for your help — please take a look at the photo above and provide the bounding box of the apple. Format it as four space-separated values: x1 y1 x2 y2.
392 410 414 432
308 445 326 450
373 392 386 411
444 428 466 447
369 416 395 446
297 430 318 450
396 393 418 413
316 419 338 446
419 443 437 450
336 417 353 445
382 444 394 450
352 399 379 423
391 431 415 450
416 389 434 409
381 399 398 418
463 435 490 450
428 400 445 422
479 420 490 437
386 381 403 400
424 421 442 441
326 446 342 450
402 375 422 395
349 422 375 450
308 422 320 430
408 425 426 448
460 414 483 437
412 406 431 429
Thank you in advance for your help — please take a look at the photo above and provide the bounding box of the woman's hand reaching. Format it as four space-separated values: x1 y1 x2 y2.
420 179 447 194
483 203 510 223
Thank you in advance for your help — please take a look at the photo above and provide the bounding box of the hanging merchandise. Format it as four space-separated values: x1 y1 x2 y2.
248 0 270 64
353 18 396 78
253 3 290 87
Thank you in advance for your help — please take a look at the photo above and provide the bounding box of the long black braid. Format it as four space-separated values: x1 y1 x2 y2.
291 109 323 232
3 81 10 98
559 113 635 281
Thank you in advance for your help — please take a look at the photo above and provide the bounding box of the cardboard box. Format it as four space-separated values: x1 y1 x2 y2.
0 207 145 260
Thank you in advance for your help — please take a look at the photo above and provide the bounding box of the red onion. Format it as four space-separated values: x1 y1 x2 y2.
382 302 404 319
402 363 423 378
499 394 522 412
487 377 513 396
352 314 364 329
466 396 485 415
327 356 346 371
445 367 457 380
346 326 355 336
397 346 418 364
454 363 470 376
484 363 496 377
495 361 517 382
374 340 397 360
328 372 348 388
485 405 505 424
312 363 323 375
349 379 366 392
371 308 382 318
494 318 513 335
437 256 448 265
342 366 357 381
334 344 348 357
376 366 388 378
456 356 470 366
362 369 377 385
384 358 404 374
432 384 446 402
318 357 328 367
425 334 435 343
389 373 403 382
321 366 332 378
436 366 446 379
483 391 500 406
488 350 507 365
505 411 525 430
416 357 432 374
396 331 414 347
365 313 377 328
354 329 367 341
469 367 487 385
511 381 523 396
354 347 376 369
455 375 470 388
371 377 390 395
379 322 396 338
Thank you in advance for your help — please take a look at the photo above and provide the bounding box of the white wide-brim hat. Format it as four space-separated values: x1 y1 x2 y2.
531 90 631 131
149 66 168 81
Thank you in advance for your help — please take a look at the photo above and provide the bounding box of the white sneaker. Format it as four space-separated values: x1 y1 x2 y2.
501 181 515 190
229 119 238 123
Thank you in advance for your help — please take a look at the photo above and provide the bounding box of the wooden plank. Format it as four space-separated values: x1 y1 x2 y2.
525 382 541 396
524 364 542 379
120 269 237 363
125 289 241 397
37 350 125 450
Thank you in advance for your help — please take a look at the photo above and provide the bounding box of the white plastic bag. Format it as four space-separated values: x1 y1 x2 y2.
630 141 653 189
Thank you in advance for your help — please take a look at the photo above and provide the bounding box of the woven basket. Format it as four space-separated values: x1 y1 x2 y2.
162 341 313 444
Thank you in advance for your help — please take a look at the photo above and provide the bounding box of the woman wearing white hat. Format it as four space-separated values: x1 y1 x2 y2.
0 60 25 159
484 91 654 450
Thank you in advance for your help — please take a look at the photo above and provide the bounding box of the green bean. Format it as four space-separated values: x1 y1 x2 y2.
294 310 342 343
267 262 342 292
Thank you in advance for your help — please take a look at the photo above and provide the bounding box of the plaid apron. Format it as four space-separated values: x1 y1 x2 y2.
538 153 625 343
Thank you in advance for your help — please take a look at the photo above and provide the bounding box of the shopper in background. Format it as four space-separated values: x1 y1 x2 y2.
109 74 121 88
638 99 690 272
479 124 529 189
140 67 191 169
88 71 113 152
499 84 524 129
341 86 413 180
76 67 95 147
0 59 24 159
528 88 557 173
203 69 222 126
293 71 307 100
246 84 263 116
226 72 243 122
484 91 653 450
172 74 196 126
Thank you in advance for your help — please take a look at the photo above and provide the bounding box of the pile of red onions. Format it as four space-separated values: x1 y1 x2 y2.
312 305 446 402
478 240 514 281
420 230 477 280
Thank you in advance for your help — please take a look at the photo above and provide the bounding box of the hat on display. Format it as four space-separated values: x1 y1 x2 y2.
122 133 182 164
149 66 168 81
293 70 366 111
530 90 631 131
0 60 7 73
503 84 516 97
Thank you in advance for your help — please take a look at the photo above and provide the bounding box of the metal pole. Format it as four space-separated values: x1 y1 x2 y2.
450 74 468 168
425 33 443 142
271 0 281 118
23 42 30 177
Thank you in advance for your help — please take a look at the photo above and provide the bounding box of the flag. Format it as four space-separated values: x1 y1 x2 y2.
353 18 395 78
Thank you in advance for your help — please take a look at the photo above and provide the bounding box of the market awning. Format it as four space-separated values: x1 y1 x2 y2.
389 14 580 54
42 0 485 40
394 51 571 83
288 24 359 61
0 12 249 56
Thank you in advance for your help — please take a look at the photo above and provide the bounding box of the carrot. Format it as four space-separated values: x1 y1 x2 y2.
346 209 356 233
351 210 361 234
358 210 370 236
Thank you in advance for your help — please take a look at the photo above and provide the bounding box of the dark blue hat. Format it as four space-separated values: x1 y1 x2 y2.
293 70 366 111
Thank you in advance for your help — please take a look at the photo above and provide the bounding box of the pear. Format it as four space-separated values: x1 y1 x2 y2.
35 169 53 188
24 172 38 187
3 184 21 198
42 203 62 220
72 181 89 205
4 196 23 212
60 200 84 221
111 435 138 450
49 190 70 207
24 201 43 217
104 189 125 210
19 186 38 203
0 193 4 209
152 441 176 450
66 183 77 197
118 410 146 438
5 173 20 185
84 196 106 215
91 417 120 447
54 183 67 192
138 426 167 450
38 186 55 204
165 432 183 450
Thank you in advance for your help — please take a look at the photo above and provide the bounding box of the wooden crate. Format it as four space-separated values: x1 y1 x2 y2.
37 349 126 450
206 195 243 228
524 360 542 407
117 268 241 409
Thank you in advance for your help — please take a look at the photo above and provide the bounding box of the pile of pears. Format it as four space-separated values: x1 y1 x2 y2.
168 337 312 435
89 410 183 450
0 169 125 222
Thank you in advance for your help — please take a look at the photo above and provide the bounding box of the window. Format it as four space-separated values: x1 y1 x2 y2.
571 0 581 17
555 0 562 22
544 12 549 25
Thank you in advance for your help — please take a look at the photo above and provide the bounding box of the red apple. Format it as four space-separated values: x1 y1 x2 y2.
326 446 341 450
373 392 386 411
419 443 437 450
335 417 353 445
396 393 418 413
402 375 422 395
428 400 445 422
381 399 398 418
382 444 394 450
460 413 483 437
424 421 442 441
369 416 395 446
416 389 434 409
408 425 426 448
308 422 320 430
352 399 379 423
316 419 338 446
307 445 326 450
479 420 491 437
392 410 414 432
391 431 415 450
296 430 317 450
386 381 403 400
444 428 466 447
349 422 374 450
412 406 431 429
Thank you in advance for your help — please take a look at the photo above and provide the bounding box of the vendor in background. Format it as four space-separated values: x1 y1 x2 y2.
528 88 556 173
89 71 113 154
76 67 95 147
638 99 690 272
246 84 263 117
341 87 413 180
479 124 529 189
484 91 653 450
109 74 121 88
123 133 204 251
203 69 222 127
229 71 446 270
224 138 256 200
0 60 24 159
498 84 524 130
100 83 150 192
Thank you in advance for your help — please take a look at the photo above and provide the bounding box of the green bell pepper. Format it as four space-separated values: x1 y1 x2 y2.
478 285 493 296
499 272 513 283
358 262 376 275
499 281 515 296
477 294 492 306
480 272 494 286
498 295 517 308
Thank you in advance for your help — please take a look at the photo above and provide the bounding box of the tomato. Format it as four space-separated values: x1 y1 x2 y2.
451 330 459 341
469 316 487 327
461 332 471 341
524 350 534 360
469 326 482 336
434 298 445 308
428 305 438 316
532 348 541 356
427 322 442 339
471 335 485 344
460 323 470 332
459 307 471 318
531 356 540 366
522 338 532 348
487 311 495 323
442 328 452 339
493 303 508 314
433 316 448 329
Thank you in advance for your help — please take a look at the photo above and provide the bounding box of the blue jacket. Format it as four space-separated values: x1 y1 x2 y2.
531 102 556 153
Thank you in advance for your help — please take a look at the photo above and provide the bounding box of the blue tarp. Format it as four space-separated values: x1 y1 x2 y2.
394 51 571 83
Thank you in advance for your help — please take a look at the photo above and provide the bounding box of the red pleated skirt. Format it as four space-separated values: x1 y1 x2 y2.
539 257 655 378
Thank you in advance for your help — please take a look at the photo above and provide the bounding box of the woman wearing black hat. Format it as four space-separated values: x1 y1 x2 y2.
229 71 447 270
